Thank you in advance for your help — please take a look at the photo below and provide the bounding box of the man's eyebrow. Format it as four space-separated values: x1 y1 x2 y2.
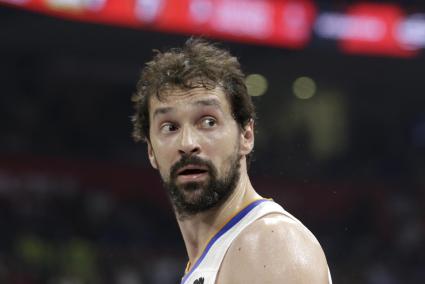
192 98 223 109
152 99 222 119
153 106 174 118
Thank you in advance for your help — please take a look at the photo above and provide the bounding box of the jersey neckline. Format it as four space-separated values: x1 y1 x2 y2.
181 198 270 284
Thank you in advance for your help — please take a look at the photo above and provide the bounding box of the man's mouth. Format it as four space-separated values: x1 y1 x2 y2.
177 165 208 175
176 165 208 182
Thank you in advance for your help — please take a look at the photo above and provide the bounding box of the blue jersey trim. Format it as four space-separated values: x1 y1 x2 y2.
181 198 269 284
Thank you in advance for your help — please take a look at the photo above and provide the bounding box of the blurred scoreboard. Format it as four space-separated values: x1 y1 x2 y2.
1 0 425 57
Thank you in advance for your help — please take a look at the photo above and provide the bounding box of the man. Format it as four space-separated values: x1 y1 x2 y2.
132 38 332 284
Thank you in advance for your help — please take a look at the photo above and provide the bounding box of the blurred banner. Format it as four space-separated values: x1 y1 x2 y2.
1 0 425 56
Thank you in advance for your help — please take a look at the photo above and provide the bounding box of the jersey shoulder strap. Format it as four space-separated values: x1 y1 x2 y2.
181 199 287 284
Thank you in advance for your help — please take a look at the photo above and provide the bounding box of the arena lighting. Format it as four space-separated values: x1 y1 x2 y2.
315 12 387 41
208 0 274 39
2 0 425 57
396 14 425 49
0 0 316 48
314 3 418 57
0 0 28 4
45 0 106 11
245 74 268 97
293 76 316 100
184 0 316 48
135 0 164 22
315 10 419 57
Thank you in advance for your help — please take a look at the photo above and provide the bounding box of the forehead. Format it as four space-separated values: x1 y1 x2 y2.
149 87 231 117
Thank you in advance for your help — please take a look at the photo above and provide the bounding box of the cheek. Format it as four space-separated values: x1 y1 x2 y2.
204 128 240 168
155 158 172 182
206 123 239 148
151 141 175 176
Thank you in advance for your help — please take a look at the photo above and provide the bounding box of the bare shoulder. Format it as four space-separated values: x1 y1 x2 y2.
217 213 330 284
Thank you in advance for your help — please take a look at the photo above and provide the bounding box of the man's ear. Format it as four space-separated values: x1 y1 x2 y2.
240 119 254 156
147 141 158 169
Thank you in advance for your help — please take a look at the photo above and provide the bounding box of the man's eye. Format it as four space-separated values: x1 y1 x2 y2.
200 117 217 128
160 123 178 133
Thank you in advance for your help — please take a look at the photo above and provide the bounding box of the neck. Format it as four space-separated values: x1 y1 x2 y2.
176 166 262 269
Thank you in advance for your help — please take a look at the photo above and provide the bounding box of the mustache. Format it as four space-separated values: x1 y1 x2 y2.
170 155 213 179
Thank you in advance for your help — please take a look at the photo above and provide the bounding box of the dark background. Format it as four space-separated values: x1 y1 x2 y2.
1 2 424 284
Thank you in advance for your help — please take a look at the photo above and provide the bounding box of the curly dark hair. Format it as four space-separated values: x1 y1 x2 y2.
131 38 256 143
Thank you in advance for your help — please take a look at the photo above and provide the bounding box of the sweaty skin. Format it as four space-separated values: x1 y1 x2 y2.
217 213 330 283
147 87 330 283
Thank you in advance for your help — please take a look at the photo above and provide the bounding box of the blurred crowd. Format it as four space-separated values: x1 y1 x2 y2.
0 169 185 284
0 167 423 284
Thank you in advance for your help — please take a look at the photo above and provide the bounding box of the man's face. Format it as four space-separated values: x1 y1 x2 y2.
147 87 251 217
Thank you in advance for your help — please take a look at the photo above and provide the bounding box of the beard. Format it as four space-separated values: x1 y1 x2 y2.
163 152 241 219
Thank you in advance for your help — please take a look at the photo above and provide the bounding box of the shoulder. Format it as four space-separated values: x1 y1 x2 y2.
217 213 330 284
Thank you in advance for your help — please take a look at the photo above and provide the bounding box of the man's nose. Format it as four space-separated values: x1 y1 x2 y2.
178 126 201 155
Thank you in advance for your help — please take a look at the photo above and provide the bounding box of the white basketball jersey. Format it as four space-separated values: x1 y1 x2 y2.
180 199 332 284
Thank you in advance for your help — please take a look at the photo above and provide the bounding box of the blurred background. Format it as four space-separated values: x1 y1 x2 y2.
1 0 424 283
